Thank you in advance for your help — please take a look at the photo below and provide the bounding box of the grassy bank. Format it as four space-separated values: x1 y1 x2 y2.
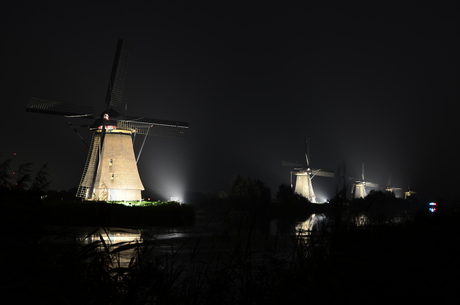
1 200 195 228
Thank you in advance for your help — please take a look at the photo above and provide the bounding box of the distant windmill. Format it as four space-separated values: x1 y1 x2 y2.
26 40 189 201
382 174 403 198
282 138 335 203
404 183 417 199
350 163 379 199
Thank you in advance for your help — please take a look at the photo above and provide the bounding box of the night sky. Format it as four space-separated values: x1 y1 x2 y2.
3 1 460 202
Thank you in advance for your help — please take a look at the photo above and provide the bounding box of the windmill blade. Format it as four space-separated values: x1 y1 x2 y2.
406 183 416 194
282 161 305 168
312 169 335 178
361 163 365 181
365 182 379 188
105 39 133 111
117 117 188 138
304 137 310 167
26 97 95 118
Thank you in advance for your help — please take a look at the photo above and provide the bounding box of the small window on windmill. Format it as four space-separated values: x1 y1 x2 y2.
111 173 114 180
109 159 113 166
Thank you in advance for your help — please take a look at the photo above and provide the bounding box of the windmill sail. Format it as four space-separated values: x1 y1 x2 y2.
105 39 132 109
27 97 95 117
304 137 310 167
117 117 188 137
312 169 335 178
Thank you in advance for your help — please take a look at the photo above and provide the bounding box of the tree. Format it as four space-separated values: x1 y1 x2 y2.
30 163 51 192
0 159 51 202
276 183 310 212
12 162 33 191
229 175 271 211
0 159 12 188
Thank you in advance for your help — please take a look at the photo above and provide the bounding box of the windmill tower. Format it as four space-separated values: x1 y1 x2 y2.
282 138 335 203
350 163 379 199
26 40 189 201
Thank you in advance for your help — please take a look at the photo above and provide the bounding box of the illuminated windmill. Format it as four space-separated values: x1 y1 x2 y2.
282 138 335 203
26 40 188 201
350 163 379 199
404 184 417 199
382 174 403 198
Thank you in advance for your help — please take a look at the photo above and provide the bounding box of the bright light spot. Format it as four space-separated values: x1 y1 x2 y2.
80 228 142 268
429 202 437 213
170 196 183 203
315 197 329 204
314 189 330 204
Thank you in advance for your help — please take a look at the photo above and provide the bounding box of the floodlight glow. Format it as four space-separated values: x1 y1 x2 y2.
313 189 331 204
141 165 187 202
316 197 327 204
170 196 183 203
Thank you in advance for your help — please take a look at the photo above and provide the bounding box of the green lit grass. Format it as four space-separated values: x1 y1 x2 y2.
111 200 182 207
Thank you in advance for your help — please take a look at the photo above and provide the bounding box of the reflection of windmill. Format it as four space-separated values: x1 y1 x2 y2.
282 138 334 203
350 163 379 199
26 40 189 201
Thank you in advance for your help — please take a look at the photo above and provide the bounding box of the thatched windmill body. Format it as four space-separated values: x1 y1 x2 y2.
26 40 188 201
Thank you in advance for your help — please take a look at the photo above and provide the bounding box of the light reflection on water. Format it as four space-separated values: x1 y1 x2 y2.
295 213 327 233
80 227 142 267
270 213 329 237
75 212 411 267
77 223 296 268
77 226 235 267
81 227 143 244
295 212 410 233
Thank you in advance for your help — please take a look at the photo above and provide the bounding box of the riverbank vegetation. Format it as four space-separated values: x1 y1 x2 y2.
2 161 459 303
1 182 460 304
2 193 459 304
